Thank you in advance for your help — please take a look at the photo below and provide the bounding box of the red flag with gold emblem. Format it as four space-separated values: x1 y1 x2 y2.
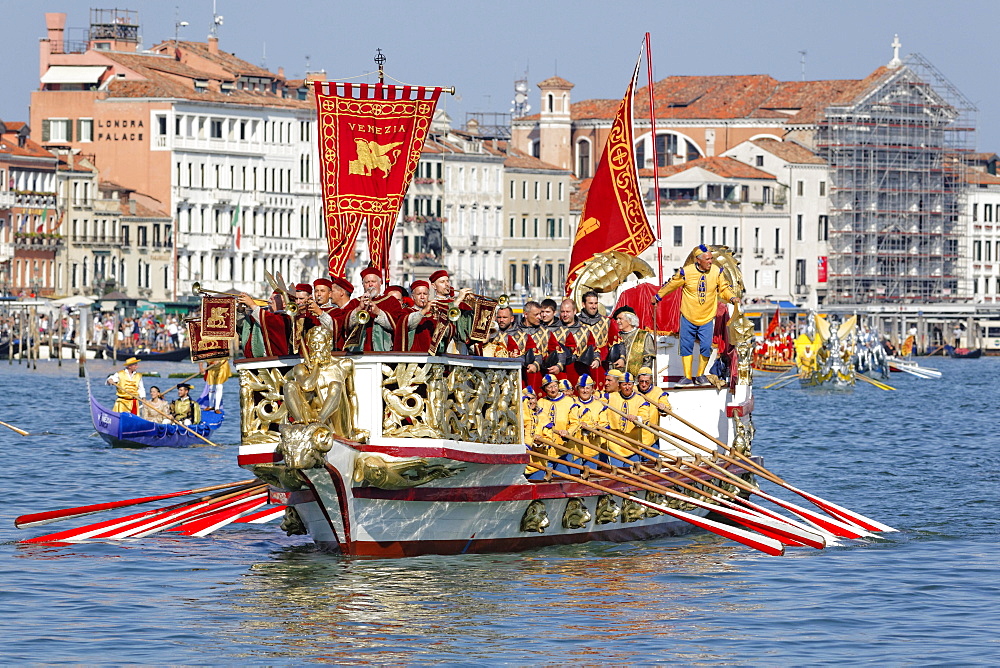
313 82 444 276
565 54 654 293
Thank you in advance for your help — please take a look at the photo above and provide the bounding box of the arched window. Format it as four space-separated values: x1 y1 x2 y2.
546 93 554 112
576 139 592 179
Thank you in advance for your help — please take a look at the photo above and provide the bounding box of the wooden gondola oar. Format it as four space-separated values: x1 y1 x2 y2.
20 484 266 543
642 404 896 533
584 425 841 544
159 360 226 397
116 488 268 540
0 419 30 436
525 450 785 556
762 368 798 389
138 398 221 448
600 404 872 538
855 374 896 391
15 479 258 529
579 426 832 546
537 436 825 549
661 406 896 532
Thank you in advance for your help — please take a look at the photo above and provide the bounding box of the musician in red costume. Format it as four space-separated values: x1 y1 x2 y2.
345 267 403 352
238 290 294 358
402 279 436 352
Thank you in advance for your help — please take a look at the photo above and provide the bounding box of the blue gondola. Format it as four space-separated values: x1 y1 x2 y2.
89 393 225 448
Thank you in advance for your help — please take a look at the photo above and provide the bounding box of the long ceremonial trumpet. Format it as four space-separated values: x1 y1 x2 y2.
193 282 268 307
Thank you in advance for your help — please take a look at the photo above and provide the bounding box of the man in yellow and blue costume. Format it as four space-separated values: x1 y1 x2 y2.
655 244 739 386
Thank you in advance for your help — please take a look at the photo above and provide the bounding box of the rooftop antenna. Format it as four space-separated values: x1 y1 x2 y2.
173 6 188 46
375 48 386 84
799 50 807 81
210 0 223 39
261 42 267 69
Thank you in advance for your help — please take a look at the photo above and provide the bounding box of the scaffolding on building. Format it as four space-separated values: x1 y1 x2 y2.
817 54 977 304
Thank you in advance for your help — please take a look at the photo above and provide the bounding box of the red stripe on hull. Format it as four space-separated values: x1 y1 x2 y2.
350 470 719 503
237 452 284 465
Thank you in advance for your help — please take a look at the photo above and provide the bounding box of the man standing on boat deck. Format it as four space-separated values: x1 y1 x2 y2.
654 244 739 386
106 357 145 415
576 290 619 388
608 308 655 377
171 383 202 425
346 267 402 352
325 276 358 350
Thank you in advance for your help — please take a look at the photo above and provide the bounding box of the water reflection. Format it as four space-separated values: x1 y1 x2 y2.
219 538 767 662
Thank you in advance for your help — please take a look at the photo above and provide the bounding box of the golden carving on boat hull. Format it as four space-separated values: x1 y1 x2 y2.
645 491 666 517
278 423 334 470
280 506 307 536
238 367 288 443
595 495 621 524
732 415 754 457
520 500 549 533
381 362 520 443
352 453 464 490
250 464 304 491
285 328 362 441
562 498 592 529
621 494 646 523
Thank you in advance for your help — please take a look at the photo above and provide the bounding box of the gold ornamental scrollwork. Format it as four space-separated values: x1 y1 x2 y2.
381 362 519 443
238 367 287 444
595 495 621 524
621 494 646 523
352 453 464 490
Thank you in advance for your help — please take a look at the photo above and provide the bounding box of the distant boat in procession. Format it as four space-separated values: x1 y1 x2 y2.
106 345 191 362
943 345 982 359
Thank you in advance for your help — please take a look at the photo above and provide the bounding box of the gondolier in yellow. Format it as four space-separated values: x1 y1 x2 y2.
574 374 609 467
604 372 654 466
106 357 146 415
637 366 671 429
655 244 739 386
534 374 582 474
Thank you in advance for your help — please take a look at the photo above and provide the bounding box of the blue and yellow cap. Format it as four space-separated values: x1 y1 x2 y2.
541 374 559 388
577 374 595 388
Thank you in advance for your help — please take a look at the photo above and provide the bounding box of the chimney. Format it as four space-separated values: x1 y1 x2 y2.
45 13 66 53
277 66 285 79
208 36 219 54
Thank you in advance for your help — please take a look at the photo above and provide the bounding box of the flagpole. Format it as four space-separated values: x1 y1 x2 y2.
645 32 663 286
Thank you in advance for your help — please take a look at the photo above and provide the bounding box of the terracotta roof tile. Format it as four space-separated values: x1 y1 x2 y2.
640 156 776 180
537 76 574 89
501 144 567 171
966 171 1000 185
0 128 55 160
570 177 592 211
751 138 826 164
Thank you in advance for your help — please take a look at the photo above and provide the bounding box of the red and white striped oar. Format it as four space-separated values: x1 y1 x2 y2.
15 480 258 529
20 487 265 544
169 496 269 537
233 506 286 524
97 489 267 540
776 482 896 533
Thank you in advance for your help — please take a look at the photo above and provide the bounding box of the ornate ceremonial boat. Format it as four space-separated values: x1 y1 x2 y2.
236 347 757 557
90 394 224 448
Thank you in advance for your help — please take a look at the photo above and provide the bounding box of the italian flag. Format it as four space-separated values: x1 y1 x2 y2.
232 203 241 251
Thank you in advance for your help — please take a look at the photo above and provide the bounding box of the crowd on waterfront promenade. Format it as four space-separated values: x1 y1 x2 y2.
0 309 185 353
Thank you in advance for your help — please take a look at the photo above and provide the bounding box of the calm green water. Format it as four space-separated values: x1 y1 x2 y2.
1 357 998 664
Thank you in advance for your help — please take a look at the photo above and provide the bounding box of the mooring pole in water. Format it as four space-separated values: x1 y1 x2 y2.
78 307 88 378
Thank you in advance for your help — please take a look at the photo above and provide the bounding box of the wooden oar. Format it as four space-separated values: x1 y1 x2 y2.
15 479 257 529
118 489 268 540
525 451 785 556
159 360 225 397
764 373 800 390
538 436 825 549
0 419 30 436
600 404 872 538
762 368 797 389
585 425 839 544
657 405 896 533
20 484 265 543
855 374 896 391
138 397 220 448
585 425 836 547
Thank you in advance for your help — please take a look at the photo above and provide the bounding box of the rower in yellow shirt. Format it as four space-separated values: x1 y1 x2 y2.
573 374 608 467
536 374 581 473
655 244 739 386
637 366 671 430
603 372 654 467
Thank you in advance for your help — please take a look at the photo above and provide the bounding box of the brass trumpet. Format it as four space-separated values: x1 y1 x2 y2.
447 306 462 322
193 281 268 306
497 294 510 309
356 309 371 325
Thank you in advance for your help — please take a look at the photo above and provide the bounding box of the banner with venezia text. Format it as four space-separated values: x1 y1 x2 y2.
314 82 443 277
565 56 654 293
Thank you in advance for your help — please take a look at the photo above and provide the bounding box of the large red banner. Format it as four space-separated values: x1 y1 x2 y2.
817 256 828 283
313 82 443 276
565 59 654 293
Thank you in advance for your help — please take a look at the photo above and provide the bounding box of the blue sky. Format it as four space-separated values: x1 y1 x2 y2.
3 0 998 149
